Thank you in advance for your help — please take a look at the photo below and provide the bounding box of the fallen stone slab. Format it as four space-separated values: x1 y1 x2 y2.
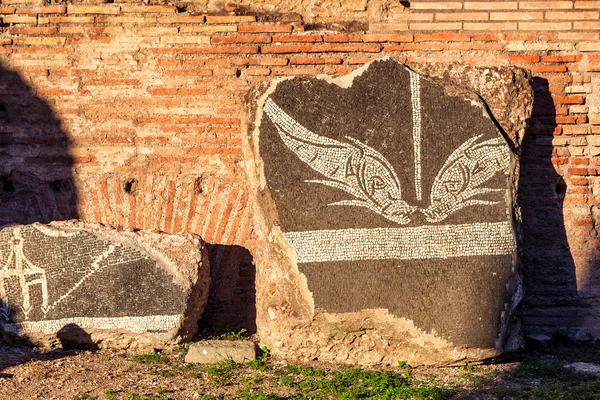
0 221 210 350
185 340 256 364
248 58 533 365
566 362 600 378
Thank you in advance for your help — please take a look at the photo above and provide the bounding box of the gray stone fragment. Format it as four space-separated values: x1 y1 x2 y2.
566 362 600 377
185 340 256 364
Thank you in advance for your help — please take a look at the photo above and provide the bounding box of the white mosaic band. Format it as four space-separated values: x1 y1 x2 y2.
3 314 183 335
284 221 515 264
408 70 422 202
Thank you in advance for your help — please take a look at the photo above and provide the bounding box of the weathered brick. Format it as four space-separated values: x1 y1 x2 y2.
2 15 36 23
0 7 15 13
529 65 568 72
575 1 600 7
38 16 93 24
8 26 56 34
67 5 120 15
13 36 66 46
261 43 381 53
180 25 236 33
464 22 518 30
205 15 256 24
362 33 413 42
157 16 206 24
542 55 583 62
519 22 572 30
211 34 271 44
272 34 322 43
323 33 362 42
120 5 177 13
160 36 211 45
435 12 488 21
520 1 573 8
579 42 600 51
490 11 543 20
509 55 540 63
409 22 462 30
231 57 288 66
411 1 462 9
289 57 342 65
15 5 65 14
546 11 599 19
464 1 518 9
573 21 600 29
368 22 412 32
238 24 293 33
414 33 471 41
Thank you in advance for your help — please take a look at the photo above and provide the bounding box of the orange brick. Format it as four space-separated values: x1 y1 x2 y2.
8 26 56 34
362 33 413 42
472 33 501 40
261 43 381 53
67 5 120 14
574 21 600 29
529 65 568 72
509 55 540 63
464 1 518 9
547 11 599 19
231 57 287 66
542 55 583 62
149 88 208 96
238 23 292 33
490 11 543 20
435 12 488 21
272 34 322 42
244 67 271 76
323 33 362 42
575 1 600 7
501 32 538 40
414 33 470 41
156 59 181 67
289 57 342 65
409 22 462 30
15 5 65 14
2 15 36 23
384 43 445 51
38 16 93 23
412 1 462 9
159 36 211 45
13 37 66 46
0 7 15 13
205 15 256 24
464 22 518 30
157 16 206 23
519 22 572 30
120 5 177 13
211 34 271 44
520 1 573 8
148 45 259 54
270 66 322 75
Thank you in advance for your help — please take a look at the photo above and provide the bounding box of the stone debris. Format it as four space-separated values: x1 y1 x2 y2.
185 340 256 364
566 362 600 378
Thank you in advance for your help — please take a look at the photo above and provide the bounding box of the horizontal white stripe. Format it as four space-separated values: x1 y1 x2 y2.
284 221 515 263
3 314 182 335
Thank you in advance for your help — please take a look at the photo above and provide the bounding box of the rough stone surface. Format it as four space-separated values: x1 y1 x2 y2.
185 340 256 364
566 362 600 378
246 58 532 365
0 221 210 350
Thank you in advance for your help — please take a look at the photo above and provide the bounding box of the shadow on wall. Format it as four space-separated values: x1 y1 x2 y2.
0 63 78 225
199 244 257 335
520 77 586 339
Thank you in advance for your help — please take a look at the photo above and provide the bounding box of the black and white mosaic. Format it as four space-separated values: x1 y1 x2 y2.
0 224 188 335
258 59 518 347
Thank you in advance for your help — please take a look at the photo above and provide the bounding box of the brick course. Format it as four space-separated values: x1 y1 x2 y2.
0 0 599 339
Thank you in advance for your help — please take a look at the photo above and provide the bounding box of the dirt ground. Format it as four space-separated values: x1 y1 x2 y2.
0 341 520 400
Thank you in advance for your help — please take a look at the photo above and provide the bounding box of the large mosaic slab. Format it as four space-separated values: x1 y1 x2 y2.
251 59 531 363
0 221 209 349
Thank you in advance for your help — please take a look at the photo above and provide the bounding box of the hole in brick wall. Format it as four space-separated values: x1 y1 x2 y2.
194 177 204 194
400 0 411 7
124 179 137 195
1 178 14 193
0 103 8 119
235 70 242 78
50 180 63 192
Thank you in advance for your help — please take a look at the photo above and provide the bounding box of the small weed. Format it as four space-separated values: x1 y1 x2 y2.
103 388 116 397
462 364 477 372
206 328 249 341
235 389 284 400
203 359 241 386
134 351 166 365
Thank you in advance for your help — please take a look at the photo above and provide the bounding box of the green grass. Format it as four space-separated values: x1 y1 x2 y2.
133 351 167 365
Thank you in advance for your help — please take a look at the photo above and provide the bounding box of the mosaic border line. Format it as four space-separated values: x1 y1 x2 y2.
3 314 183 334
284 221 515 263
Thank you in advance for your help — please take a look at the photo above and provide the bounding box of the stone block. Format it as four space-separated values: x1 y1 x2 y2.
0 221 210 350
185 340 256 364
248 58 533 365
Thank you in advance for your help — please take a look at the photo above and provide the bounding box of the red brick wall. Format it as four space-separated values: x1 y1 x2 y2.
1 0 599 338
